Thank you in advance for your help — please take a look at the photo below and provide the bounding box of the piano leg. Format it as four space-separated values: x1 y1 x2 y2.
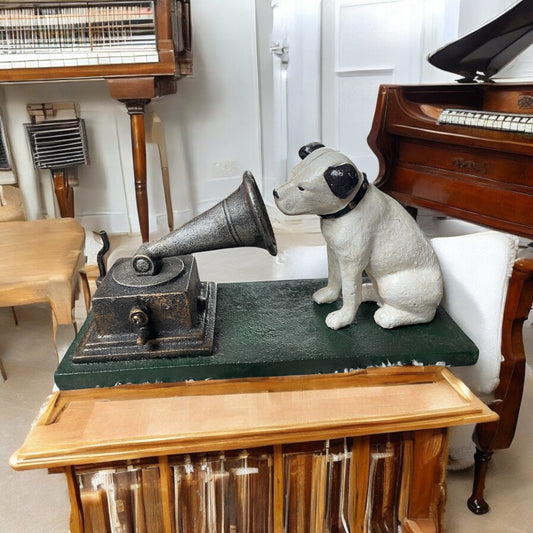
125 100 151 243
467 447 493 514
51 169 75 218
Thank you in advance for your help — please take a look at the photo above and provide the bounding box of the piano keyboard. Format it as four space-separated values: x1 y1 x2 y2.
0 1 159 69
438 108 533 134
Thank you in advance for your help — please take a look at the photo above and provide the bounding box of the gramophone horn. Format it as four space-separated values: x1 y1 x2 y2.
132 171 277 275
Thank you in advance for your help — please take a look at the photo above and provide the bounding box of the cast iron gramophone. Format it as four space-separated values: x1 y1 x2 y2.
73 171 277 363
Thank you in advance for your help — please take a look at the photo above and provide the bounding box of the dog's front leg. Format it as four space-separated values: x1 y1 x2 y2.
313 245 341 304
325 266 362 330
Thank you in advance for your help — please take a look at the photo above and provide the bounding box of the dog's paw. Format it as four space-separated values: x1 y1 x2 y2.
313 286 340 304
374 308 397 329
374 305 434 329
325 309 355 330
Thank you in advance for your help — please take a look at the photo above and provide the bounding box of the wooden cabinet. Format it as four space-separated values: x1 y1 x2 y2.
11 367 496 533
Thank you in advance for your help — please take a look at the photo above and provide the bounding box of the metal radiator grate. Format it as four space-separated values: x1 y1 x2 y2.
24 119 89 170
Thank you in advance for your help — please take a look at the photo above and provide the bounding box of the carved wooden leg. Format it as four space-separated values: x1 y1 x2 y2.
125 100 151 242
52 169 75 218
467 447 493 514
465 259 533 515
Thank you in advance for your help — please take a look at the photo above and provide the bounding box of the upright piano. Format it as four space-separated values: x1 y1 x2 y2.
368 0 533 515
0 0 192 240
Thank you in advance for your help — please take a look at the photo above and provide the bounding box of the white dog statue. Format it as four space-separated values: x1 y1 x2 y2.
273 142 443 330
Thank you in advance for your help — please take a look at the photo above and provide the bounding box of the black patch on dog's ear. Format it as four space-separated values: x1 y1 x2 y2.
324 164 359 198
298 142 325 160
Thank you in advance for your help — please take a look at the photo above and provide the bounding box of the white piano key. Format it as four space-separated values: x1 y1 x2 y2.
438 108 533 135
0 0 159 71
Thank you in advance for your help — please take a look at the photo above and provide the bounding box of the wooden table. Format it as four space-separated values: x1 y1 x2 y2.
10 367 497 533
0 218 86 357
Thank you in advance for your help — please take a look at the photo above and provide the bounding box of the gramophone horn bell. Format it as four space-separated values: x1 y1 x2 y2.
132 171 277 275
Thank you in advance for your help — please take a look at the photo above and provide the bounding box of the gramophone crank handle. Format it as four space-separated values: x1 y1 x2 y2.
96 230 110 286
129 305 152 346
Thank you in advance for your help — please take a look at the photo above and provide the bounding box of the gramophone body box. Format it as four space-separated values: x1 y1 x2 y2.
74 255 217 363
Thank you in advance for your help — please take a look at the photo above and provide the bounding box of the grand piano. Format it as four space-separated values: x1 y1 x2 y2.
369 0 532 239
369 81 532 238
368 0 533 515
0 0 192 240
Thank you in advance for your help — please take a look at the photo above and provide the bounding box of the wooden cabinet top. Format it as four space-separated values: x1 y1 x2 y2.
11 367 496 471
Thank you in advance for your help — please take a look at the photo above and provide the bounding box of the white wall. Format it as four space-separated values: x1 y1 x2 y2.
0 0 263 239
458 0 510 35
1 0 531 237
3 81 135 230
150 0 263 219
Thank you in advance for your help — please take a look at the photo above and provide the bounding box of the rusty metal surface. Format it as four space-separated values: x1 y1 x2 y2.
73 255 217 362
132 171 277 275
73 172 277 363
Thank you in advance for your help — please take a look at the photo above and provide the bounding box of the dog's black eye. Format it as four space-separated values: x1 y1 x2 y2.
298 186 305 191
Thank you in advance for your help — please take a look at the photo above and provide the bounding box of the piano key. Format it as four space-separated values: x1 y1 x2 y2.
438 108 533 135
0 47 159 68
0 1 158 63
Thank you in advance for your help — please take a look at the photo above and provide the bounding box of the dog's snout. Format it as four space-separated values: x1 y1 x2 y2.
273 189 279 199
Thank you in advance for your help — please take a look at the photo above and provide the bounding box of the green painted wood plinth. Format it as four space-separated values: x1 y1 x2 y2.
55 279 478 390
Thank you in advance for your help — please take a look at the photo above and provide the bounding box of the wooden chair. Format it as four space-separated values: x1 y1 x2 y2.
366 217 532 516
0 184 26 222
0 184 26 380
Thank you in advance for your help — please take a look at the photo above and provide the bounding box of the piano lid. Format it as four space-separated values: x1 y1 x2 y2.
428 0 533 82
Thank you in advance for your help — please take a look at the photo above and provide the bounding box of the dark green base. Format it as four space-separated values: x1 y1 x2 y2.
55 279 478 390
